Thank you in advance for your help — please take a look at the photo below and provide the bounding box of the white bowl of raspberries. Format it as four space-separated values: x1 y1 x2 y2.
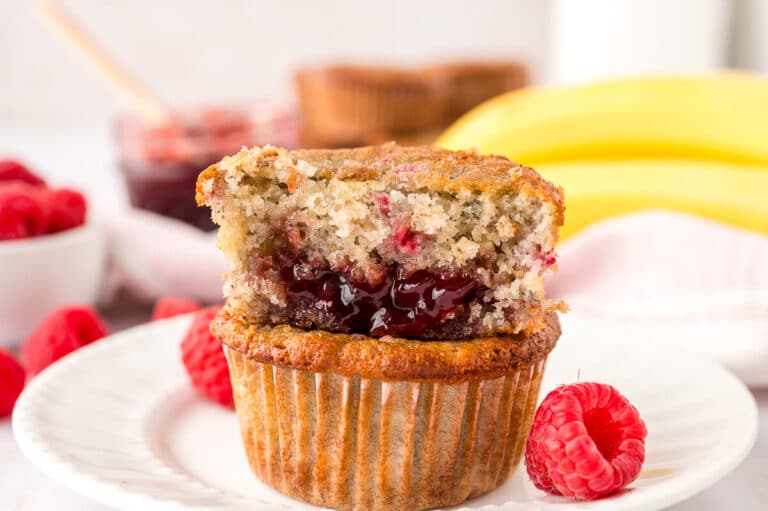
0 159 106 346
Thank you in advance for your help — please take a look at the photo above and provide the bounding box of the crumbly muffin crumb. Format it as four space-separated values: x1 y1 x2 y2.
198 143 565 338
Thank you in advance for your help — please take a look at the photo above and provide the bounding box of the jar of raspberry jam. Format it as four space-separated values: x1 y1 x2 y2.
116 105 298 230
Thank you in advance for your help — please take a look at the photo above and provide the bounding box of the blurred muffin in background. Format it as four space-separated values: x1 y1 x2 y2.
295 60 528 148
427 60 528 122
116 104 299 230
295 65 445 147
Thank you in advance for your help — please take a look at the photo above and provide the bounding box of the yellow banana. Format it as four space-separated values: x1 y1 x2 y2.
436 73 768 166
538 160 768 241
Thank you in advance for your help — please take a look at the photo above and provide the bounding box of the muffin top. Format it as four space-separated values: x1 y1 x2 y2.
197 142 564 216
214 309 560 384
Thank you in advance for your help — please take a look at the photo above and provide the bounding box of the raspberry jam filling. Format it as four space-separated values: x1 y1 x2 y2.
278 255 484 338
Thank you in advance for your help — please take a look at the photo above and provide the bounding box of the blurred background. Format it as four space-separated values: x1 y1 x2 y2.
3 0 546 133
2 0 767 133
2 1 768 510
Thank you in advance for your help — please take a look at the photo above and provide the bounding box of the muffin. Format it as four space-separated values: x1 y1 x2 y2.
295 66 446 147
427 60 529 122
197 143 564 338
197 143 565 511
294 61 529 148
214 309 560 511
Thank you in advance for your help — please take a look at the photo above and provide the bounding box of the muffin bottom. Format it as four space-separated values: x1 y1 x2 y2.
225 349 547 511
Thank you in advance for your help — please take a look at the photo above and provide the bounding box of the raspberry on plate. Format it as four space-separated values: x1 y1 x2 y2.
180 307 233 408
0 348 25 418
0 184 49 240
21 306 110 376
152 296 203 321
0 159 46 187
524 382 647 500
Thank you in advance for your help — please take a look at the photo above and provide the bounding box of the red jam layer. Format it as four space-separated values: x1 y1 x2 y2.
278 255 484 338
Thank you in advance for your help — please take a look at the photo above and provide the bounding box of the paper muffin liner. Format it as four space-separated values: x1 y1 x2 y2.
295 68 445 145
224 348 547 511
430 62 528 122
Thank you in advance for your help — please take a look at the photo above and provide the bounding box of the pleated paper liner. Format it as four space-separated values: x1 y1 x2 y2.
225 348 547 511
295 66 446 146
425 60 528 123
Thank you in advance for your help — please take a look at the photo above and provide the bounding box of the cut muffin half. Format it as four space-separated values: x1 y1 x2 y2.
197 143 564 339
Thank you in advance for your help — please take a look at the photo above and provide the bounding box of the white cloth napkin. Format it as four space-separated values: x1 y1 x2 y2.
103 208 768 385
101 209 226 303
549 210 768 386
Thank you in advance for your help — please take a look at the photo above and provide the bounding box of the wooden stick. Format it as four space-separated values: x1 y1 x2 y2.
40 1 168 124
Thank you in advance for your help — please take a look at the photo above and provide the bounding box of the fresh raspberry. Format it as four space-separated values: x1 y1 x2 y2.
0 159 46 187
0 183 49 240
0 348 25 418
46 188 87 233
525 382 647 500
152 296 203 320
21 306 110 376
180 307 233 408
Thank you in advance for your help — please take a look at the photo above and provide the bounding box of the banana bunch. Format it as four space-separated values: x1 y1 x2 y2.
435 74 768 239
538 159 768 240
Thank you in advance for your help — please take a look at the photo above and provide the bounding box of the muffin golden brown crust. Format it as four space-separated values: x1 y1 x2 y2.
197 143 564 223
214 309 560 384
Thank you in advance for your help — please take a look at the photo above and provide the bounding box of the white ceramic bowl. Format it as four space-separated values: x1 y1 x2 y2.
0 224 106 347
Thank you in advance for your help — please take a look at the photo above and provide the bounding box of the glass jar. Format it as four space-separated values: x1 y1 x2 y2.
115 105 299 230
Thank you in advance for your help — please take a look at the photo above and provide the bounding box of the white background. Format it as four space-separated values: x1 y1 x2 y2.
1 0 548 133
3 0 768 137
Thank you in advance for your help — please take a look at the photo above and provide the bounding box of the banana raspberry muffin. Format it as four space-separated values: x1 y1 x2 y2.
196 143 564 339
199 143 566 510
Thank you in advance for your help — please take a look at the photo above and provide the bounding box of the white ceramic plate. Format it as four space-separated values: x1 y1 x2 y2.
13 314 758 511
